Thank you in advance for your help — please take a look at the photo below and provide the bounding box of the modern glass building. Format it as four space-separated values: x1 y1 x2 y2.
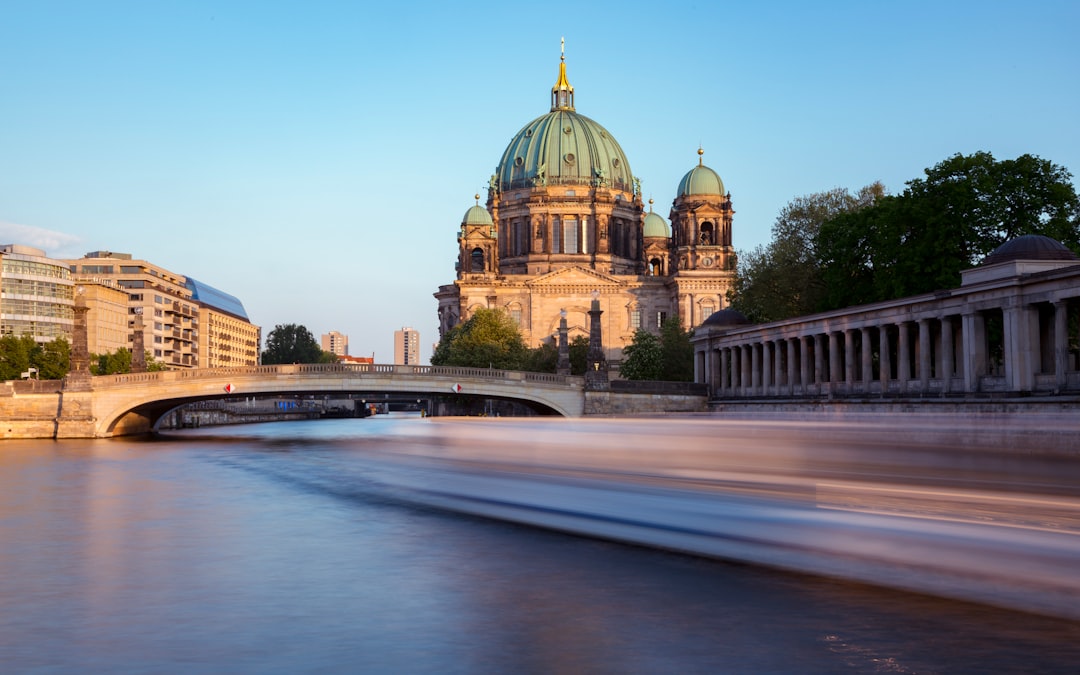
0 244 75 342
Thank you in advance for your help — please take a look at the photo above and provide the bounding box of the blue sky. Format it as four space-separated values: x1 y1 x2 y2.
3 1 1078 363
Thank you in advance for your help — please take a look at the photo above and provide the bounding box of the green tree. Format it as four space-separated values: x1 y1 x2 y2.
619 329 664 380
819 152 1080 308
730 183 884 322
659 317 694 382
90 348 168 375
522 341 557 373
35 337 70 379
568 335 589 375
430 308 529 369
0 335 72 380
92 347 132 375
261 324 324 364
520 334 590 374
0 334 36 380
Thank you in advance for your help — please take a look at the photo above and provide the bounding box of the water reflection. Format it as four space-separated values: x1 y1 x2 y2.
0 414 1078 673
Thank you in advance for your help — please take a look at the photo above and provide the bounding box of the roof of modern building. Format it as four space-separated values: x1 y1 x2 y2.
184 277 249 320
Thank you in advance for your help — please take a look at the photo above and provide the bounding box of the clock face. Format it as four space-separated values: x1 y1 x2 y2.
701 256 714 267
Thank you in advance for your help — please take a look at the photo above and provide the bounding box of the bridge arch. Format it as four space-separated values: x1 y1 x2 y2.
91 364 586 436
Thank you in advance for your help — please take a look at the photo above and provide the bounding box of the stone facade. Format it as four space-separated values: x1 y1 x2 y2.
436 52 735 364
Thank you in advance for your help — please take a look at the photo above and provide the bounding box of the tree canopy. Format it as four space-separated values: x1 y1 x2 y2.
818 152 1080 308
619 316 694 381
730 152 1080 320
729 183 884 322
90 348 168 375
0 335 70 380
261 323 330 364
431 308 530 370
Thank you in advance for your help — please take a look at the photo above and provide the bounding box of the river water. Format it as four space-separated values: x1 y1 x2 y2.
2 414 1080 674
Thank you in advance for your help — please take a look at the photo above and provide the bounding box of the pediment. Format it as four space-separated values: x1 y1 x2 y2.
525 265 625 290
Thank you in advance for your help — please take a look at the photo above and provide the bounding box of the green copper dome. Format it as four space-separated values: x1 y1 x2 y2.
643 204 670 238
463 203 493 226
677 149 725 196
495 53 633 193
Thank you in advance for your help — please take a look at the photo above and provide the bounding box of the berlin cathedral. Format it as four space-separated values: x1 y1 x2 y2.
435 49 737 363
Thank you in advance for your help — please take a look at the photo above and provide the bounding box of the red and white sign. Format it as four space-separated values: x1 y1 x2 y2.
450 383 462 393
224 383 235 394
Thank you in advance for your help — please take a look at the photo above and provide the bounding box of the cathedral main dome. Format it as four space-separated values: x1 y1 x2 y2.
494 53 633 193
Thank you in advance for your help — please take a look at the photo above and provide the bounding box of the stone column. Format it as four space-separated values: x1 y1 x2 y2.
792 337 803 395
719 347 729 397
1003 302 1037 392
828 332 842 391
585 294 609 391
897 321 910 391
844 329 856 389
741 345 751 396
131 309 146 373
814 334 825 390
861 327 873 387
1054 300 1068 391
762 341 773 394
556 309 570 375
773 339 781 393
918 318 931 392
64 286 92 392
751 342 761 395
961 312 985 393
798 336 810 394
878 324 891 392
941 315 954 394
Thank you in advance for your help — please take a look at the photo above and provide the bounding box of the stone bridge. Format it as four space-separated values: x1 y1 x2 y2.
3 364 710 439
0 364 584 438
91 364 587 436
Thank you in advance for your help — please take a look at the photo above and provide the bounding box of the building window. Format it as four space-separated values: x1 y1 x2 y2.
510 307 522 325
563 219 578 254
630 309 641 330
470 248 484 273
657 311 667 328
701 302 715 321
700 222 714 245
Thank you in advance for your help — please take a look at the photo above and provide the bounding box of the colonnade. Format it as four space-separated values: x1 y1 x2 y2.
698 298 1080 399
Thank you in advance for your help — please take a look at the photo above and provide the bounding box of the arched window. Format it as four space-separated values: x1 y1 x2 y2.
470 248 485 272
700 222 714 246
648 257 663 276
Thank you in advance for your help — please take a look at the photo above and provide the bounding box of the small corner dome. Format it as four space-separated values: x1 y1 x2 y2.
677 163 725 197
463 204 493 227
981 234 1078 266
643 211 671 238
700 308 750 328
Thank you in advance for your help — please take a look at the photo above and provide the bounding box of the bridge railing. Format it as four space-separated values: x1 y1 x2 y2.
94 364 582 387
